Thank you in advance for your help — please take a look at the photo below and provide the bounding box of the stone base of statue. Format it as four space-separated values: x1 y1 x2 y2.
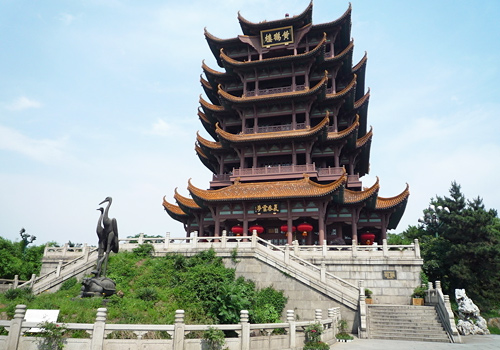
79 276 116 298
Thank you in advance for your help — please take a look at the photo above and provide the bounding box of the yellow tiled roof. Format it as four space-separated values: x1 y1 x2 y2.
197 132 223 149
200 76 212 90
356 126 373 148
376 184 410 210
199 95 225 112
198 110 211 124
218 72 328 104
237 1 313 29
354 88 370 109
195 144 208 159
188 173 346 202
327 114 359 140
353 51 368 73
162 197 188 216
344 177 379 204
326 40 353 62
312 3 351 30
216 113 329 143
325 74 356 99
174 188 201 209
202 60 227 77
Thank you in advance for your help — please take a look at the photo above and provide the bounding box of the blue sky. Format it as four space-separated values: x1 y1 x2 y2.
1 0 499 245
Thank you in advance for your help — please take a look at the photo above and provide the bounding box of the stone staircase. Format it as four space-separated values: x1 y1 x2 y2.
368 305 451 342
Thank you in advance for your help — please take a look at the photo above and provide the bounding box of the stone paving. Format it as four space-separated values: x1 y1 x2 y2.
332 334 500 350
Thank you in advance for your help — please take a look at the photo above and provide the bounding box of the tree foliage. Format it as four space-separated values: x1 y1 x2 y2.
0 233 45 280
396 182 500 310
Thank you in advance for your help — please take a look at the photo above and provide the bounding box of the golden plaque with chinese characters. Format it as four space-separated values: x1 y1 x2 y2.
260 26 294 48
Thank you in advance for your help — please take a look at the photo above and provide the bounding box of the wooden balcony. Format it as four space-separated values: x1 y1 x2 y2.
246 84 306 97
211 166 360 188
244 123 306 134
231 164 317 182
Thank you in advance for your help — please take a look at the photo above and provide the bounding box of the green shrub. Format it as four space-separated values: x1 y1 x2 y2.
36 321 67 350
59 277 78 291
133 243 154 257
202 327 226 350
135 287 159 301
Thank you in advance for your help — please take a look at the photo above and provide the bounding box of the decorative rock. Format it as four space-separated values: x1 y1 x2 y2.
488 317 500 330
455 289 490 335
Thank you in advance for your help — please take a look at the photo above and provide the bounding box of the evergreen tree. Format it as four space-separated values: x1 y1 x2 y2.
398 182 500 310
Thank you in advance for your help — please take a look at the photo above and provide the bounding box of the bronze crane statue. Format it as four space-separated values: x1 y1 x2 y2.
97 196 119 277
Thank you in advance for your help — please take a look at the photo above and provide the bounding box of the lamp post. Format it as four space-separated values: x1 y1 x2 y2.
418 205 450 238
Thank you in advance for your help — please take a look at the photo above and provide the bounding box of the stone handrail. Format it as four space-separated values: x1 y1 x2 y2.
425 281 461 343
1 305 341 350
19 248 98 294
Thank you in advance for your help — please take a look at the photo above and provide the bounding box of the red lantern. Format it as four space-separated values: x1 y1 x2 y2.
297 223 313 237
360 233 376 245
231 225 244 235
248 224 264 234
280 225 296 233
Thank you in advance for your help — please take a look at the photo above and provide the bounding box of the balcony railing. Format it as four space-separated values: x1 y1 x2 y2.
246 84 306 97
233 164 316 178
244 123 306 134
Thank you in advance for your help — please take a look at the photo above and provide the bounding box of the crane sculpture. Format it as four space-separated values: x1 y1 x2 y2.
80 196 119 297
97 196 119 277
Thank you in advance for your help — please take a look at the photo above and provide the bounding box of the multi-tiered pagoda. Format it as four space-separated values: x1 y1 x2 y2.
163 2 409 246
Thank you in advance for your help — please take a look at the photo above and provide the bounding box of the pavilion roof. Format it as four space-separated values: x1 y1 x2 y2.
188 172 346 202
375 184 410 210
325 74 357 100
216 113 329 144
219 33 326 69
174 188 201 209
356 126 373 149
237 1 313 36
162 197 189 219
197 132 223 150
344 178 379 205
354 88 370 109
324 40 354 64
326 114 359 141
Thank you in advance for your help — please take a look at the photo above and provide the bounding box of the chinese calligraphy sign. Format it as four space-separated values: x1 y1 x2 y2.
254 203 280 214
260 26 294 48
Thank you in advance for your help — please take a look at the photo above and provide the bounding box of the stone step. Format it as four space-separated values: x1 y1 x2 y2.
367 305 451 343
370 334 450 342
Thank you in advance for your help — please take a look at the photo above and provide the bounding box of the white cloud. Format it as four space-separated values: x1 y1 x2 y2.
0 125 67 163
58 13 76 26
6 96 42 111
145 118 183 136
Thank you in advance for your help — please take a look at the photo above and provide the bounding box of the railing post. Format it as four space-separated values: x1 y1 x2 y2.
287 310 296 349
315 309 322 322
83 244 89 262
164 232 171 250
240 310 250 350
284 244 290 264
414 239 420 258
13 275 19 289
382 239 388 257
173 310 185 350
192 231 198 248
221 230 227 248
138 233 144 245
56 260 63 277
293 240 299 255
30 274 36 288
351 240 357 258
6 304 26 350
320 262 326 283
251 231 257 248
90 308 107 350
62 243 68 257
322 240 327 257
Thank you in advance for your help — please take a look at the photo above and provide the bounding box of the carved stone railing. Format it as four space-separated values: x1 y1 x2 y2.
246 84 306 97
425 281 462 343
0 305 341 350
